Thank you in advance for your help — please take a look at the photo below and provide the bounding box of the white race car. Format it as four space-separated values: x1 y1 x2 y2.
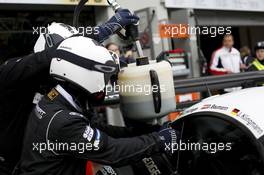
117 61 264 174
171 86 264 175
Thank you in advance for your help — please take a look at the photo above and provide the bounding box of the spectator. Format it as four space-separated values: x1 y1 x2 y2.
209 34 245 93
106 42 135 67
106 43 121 56
240 46 254 67
246 41 264 72
209 34 245 75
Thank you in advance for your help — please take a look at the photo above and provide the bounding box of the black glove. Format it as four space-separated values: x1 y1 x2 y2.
159 121 172 131
158 128 178 154
97 9 139 42
96 166 120 175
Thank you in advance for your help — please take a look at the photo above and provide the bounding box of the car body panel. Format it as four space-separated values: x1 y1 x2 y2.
175 87 264 139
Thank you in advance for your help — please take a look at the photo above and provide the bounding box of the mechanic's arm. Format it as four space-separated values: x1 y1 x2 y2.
245 64 256 72
0 47 54 92
209 52 227 75
91 120 160 138
0 8 138 91
49 111 164 167
85 9 139 43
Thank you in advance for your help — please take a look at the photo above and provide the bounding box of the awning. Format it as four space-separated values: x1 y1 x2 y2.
165 0 264 12
0 0 108 6
194 10 264 26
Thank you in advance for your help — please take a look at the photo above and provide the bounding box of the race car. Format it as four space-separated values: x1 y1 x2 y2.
115 60 264 175
169 86 264 175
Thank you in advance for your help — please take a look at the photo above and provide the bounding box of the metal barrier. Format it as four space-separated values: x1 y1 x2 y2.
104 71 264 106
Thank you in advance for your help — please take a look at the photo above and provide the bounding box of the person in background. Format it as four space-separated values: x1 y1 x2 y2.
240 46 254 67
209 34 246 75
106 42 135 67
246 41 264 72
209 34 246 93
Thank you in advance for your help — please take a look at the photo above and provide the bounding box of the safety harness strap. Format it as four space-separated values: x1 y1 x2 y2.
253 59 264 70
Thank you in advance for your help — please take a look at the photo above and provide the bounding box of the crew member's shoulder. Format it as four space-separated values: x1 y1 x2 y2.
67 111 85 118
212 47 223 58
214 47 223 54
246 63 257 72
56 110 86 120
49 110 88 131
50 110 86 124
232 48 240 54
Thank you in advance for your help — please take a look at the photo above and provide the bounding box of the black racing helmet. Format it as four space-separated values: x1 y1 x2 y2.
254 41 264 52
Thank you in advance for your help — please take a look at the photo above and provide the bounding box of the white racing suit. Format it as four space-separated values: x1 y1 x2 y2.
209 47 242 92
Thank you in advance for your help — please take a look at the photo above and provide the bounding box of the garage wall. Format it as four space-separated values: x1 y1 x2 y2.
118 0 168 21
194 10 264 26
239 27 264 52
96 0 171 53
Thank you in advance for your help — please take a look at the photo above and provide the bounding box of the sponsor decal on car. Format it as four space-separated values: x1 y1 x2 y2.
201 104 211 109
231 108 240 116
200 104 228 111
181 107 198 115
231 109 263 136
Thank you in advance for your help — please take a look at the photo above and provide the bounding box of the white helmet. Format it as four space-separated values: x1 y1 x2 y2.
34 22 78 53
50 36 118 102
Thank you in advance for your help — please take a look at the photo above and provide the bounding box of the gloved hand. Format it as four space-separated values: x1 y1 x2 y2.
159 121 172 131
158 128 178 154
97 9 139 42
96 166 120 175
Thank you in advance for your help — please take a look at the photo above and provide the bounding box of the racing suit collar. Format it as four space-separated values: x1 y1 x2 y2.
223 46 232 53
55 85 82 112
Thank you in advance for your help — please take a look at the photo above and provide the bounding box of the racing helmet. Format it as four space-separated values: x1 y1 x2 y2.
254 41 264 52
49 36 119 103
34 22 78 53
